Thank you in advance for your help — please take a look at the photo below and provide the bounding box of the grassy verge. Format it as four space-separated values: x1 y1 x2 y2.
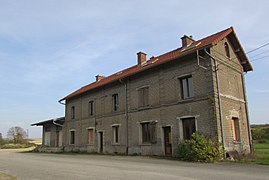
253 142 269 165
0 172 17 180
0 143 33 149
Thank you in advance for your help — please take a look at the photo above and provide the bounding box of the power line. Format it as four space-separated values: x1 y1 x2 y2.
246 42 269 54
249 49 269 59
251 54 269 62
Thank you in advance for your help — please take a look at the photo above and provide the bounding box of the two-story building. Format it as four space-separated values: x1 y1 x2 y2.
32 27 253 156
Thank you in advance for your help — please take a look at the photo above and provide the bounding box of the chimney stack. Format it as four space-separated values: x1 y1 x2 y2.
95 75 106 82
181 35 195 47
137 52 147 66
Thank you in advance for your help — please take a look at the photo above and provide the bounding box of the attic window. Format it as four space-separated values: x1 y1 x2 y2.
224 42 230 58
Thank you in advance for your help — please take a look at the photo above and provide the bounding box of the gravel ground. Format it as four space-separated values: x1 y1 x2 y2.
0 148 269 180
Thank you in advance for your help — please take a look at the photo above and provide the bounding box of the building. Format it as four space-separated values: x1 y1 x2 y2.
32 27 253 156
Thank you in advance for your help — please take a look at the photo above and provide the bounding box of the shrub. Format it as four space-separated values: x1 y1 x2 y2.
177 133 223 162
1 143 32 149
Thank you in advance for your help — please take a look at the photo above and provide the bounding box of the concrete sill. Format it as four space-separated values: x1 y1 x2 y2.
140 143 152 146
112 143 120 146
233 141 241 144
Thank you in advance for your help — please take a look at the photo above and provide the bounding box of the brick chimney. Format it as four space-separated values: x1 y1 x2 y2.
95 75 106 82
137 52 147 66
181 35 195 47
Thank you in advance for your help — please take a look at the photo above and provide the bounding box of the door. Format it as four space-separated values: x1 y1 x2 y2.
99 132 103 153
163 127 172 155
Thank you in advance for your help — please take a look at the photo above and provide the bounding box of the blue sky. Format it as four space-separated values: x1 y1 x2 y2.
0 0 268 138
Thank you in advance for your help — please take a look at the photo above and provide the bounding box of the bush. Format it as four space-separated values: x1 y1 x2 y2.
177 133 223 162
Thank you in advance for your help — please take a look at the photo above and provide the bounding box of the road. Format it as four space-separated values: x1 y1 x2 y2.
0 148 268 180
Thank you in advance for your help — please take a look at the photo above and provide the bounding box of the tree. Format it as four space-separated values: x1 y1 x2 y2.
0 132 2 140
7 126 27 144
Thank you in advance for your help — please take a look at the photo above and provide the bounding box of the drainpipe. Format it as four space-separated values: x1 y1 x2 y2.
204 48 225 157
119 79 129 155
241 72 253 153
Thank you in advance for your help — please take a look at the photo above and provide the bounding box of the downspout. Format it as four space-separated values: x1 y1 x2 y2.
119 79 129 155
204 48 226 157
241 72 253 153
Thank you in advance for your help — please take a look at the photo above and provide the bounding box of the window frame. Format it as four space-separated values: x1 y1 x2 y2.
71 106 75 119
69 130 76 145
182 117 196 140
87 128 95 145
179 76 194 100
224 42 230 58
232 117 240 142
140 121 157 144
138 86 149 108
88 101 94 116
112 125 120 144
112 94 119 111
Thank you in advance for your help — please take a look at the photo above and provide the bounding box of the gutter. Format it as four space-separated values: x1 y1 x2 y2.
241 72 253 153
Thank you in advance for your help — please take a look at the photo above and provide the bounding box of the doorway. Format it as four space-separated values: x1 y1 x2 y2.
99 132 103 153
163 127 172 155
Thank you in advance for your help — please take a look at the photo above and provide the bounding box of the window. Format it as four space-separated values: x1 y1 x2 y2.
112 94 119 111
182 117 196 140
89 101 94 116
141 122 156 144
224 42 230 58
138 87 149 107
71 106 75 119
88 129 94 145
179 76 193 99
70 130 75 145
232 118 240 141
112 126 119 144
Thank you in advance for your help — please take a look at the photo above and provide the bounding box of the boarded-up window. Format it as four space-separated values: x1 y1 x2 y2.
88 129 94 144
182 117 196 140
232 118 240 141
71 106 75 119
89 101 94 116
70 130 75 145
112 94 119 111
179 76 193 99
112 126 119 144
141 122 156 144
138 87 149 108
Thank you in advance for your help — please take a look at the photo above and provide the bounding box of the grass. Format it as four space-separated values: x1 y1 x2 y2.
0 172 17 180
0 143 33 149
253 141 269 165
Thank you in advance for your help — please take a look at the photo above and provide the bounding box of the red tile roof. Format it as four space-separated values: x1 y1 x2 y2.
60 27 250 101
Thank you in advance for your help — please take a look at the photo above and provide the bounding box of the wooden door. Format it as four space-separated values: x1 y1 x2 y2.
163 127 172 155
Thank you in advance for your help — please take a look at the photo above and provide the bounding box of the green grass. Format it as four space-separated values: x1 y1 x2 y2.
252 141 269 165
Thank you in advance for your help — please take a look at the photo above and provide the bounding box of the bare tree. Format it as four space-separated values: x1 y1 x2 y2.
7 127 27 144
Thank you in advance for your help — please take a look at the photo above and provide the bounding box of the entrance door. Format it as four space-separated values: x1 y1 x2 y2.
163 127 172 155
99 132 103 153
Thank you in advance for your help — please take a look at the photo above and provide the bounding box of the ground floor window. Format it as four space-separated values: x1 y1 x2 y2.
182 117 196 140
141 122 156 144
88 129 94 145
70 130 75 145
232 118 240 141
112 125 119 144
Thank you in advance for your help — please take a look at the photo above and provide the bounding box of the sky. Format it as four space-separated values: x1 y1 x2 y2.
0 0 269 138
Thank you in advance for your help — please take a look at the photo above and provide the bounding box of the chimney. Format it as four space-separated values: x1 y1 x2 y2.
137 52 147 66
181 35 195 47
95 75 106 82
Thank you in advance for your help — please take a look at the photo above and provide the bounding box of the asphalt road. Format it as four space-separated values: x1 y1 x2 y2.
0 148 268 180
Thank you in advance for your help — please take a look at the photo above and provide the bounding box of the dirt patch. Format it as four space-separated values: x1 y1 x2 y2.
0 172 17 180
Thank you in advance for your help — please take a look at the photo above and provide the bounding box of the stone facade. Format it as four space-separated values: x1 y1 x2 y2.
33 27 253 156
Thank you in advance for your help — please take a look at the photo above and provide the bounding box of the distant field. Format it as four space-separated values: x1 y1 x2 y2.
28 138 42 145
